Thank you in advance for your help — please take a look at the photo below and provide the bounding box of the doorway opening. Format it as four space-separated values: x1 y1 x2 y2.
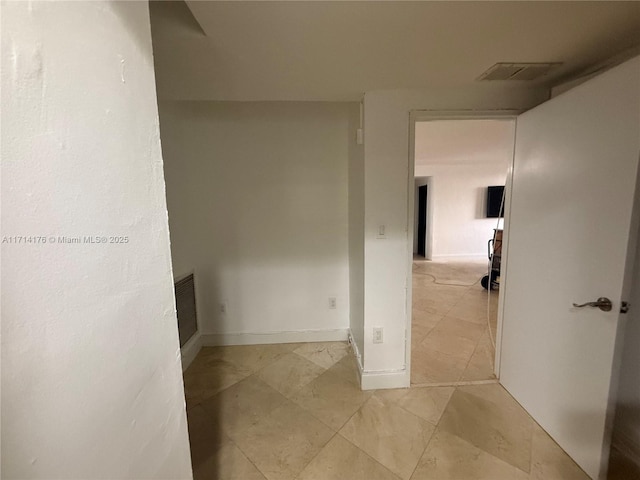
415 179 431 259
407 114 517 386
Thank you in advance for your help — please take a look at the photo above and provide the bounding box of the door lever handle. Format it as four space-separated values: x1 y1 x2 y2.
572 297 612 312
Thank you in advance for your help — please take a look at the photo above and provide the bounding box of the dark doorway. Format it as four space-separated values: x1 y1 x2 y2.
417 185 428 257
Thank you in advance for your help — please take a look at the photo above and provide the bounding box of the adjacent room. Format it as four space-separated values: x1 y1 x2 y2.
410 119 514 386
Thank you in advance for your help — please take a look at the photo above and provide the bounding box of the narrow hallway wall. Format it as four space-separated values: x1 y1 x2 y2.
1 2 192 478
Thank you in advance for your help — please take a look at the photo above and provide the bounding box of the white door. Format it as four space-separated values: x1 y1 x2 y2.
500 56 640 480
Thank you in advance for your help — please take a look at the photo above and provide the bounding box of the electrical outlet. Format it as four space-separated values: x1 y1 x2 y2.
328 297 337 309
373 327 384 344
220 302 227 314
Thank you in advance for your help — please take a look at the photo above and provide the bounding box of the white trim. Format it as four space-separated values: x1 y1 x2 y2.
361 368 410 391
180 331 202 372
494 121 518 380
348 331 364 390
411 379 499 388
200 328 349 346
348 329 409 391
430 254 488 260
411 109 524 121
347 330 364 381
406 115 418 391
406 110 520 387
413 176 434 260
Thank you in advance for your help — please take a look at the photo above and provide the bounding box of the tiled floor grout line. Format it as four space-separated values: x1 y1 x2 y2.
407 426 438 480
459 320 489 381
338 394 420 480
436 384 539 478
407 385 459 480
293 379 394 479
225 432 269 480
286 356 365 434
292 430 340 480
201 347 351 480
497 382 592 478
335 430 404 480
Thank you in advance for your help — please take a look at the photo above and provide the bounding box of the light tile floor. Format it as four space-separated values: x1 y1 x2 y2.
411 258 498 385
183 341 591 480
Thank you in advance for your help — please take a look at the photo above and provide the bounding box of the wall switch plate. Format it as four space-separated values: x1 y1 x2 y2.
329 297 337 309
376 224 386 239
373 327 383 344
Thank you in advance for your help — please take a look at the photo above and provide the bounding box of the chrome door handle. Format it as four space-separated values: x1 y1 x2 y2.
572 297 612 312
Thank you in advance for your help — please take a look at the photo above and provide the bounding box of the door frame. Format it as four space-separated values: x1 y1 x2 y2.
415 178 432 259
406 110 521 383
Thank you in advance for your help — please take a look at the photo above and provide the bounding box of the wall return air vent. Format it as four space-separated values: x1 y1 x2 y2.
175 273 198 347
477 62 562 81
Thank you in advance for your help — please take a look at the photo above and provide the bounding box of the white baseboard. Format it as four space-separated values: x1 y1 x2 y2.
612 429 640 467
430 254 487 261
180 331 202 372
347 330 364 383
411 379 498 388
360 368 410 390
200 328 349 347
346 330 409 390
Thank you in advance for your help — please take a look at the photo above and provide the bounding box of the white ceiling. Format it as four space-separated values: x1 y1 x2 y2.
150 1 640 101
415 120 514 166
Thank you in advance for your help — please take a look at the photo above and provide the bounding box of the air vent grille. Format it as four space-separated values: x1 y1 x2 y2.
477 62 562 81
175 273 198 347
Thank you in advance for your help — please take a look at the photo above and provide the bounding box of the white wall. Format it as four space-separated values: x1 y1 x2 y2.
158 101 354 341
349 104 366 366
1 2 192 479
361 86 548 381
413 166 510 258
413 120 514 258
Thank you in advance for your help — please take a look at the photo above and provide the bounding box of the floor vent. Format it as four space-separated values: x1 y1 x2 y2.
175 273 198 347
477 62 562 81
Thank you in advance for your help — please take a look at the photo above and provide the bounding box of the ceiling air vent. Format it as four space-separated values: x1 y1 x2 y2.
477 62 562 81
